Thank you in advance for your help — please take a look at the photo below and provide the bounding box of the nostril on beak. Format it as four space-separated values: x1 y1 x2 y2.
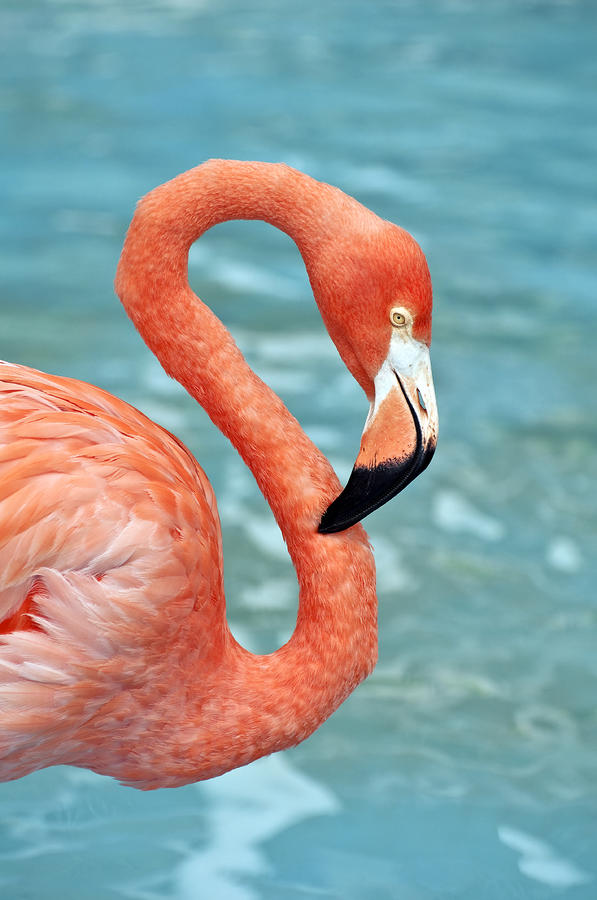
416 388 427 412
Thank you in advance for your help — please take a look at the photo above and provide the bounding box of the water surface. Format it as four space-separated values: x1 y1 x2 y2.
1 1 596 897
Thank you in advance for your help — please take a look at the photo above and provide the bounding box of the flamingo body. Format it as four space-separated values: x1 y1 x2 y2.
0 161 436 788
0 362 227 785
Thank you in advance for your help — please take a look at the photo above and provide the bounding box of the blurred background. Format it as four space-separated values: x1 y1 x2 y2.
1 0 596 897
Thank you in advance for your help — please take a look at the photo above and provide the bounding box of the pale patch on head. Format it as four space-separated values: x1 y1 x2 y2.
364 321 438 448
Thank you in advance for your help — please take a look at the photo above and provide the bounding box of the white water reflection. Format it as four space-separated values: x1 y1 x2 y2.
175 756 339 900
431 489 505 542
498 825 592 889
545 535 583 574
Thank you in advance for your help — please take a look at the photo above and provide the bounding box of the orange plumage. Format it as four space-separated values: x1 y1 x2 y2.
0 160 436 788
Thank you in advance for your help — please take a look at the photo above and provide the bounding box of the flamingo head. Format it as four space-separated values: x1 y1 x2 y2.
309 218 438 534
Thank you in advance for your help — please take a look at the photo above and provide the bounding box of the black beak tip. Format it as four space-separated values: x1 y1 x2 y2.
317 461 404 535
317 438 437 536
317 507 351 534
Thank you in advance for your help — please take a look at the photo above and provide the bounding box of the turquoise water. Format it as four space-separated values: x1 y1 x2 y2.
1 0 596 896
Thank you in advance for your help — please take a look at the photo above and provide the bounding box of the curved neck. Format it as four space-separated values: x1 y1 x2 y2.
115 160 343 544
114 161 378 783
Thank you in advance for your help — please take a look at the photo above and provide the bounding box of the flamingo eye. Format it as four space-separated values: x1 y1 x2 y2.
390 308 407 327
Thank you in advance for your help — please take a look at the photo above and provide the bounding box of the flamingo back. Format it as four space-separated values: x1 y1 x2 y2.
0 361 225 781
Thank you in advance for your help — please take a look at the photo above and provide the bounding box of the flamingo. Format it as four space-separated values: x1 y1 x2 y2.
0 160 437 789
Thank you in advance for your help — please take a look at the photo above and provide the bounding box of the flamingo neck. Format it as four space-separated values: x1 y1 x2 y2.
115 160 349 541
114 161 377 784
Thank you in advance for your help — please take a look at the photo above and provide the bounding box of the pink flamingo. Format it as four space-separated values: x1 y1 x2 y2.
0 160 437 789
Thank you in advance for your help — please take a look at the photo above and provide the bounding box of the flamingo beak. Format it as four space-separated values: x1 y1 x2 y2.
318 337 438 534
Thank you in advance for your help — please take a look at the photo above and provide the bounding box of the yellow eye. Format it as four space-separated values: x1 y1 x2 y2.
390 308 407 327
